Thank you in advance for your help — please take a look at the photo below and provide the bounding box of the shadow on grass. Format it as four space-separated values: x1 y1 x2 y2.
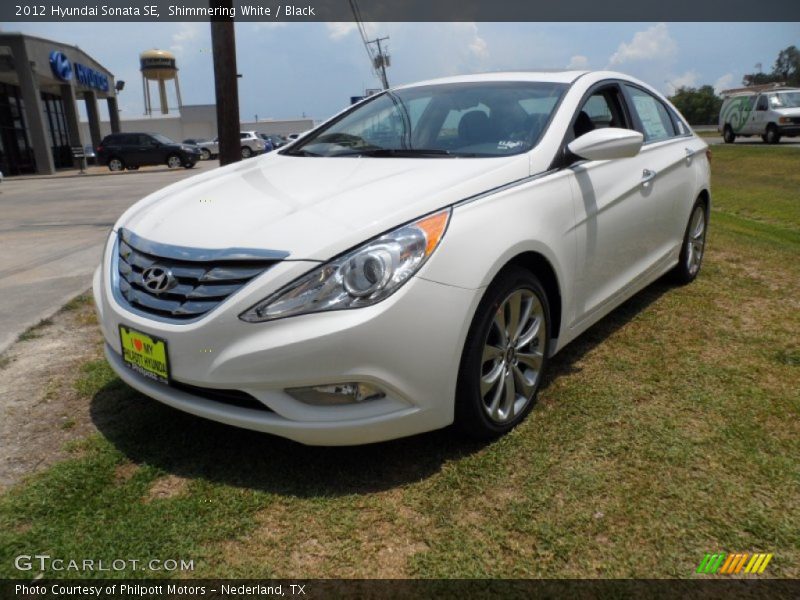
90 278 674 498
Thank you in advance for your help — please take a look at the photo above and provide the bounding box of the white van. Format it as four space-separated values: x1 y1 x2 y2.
719 87 800 144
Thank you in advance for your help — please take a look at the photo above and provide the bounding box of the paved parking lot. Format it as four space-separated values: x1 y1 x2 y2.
0 161 220 353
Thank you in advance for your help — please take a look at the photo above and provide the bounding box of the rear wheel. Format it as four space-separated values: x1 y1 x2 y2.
108 157 124 171
765 124 781 144
241 146 252 159
455 267 550 439
200 149 211 160
166 154 182 168
671 199 708 285
722 125 735 144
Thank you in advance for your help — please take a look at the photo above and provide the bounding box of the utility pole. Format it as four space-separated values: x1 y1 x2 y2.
368 36 391 90
210 0 241 165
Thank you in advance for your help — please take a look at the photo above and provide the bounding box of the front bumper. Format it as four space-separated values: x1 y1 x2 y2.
93 242 481 445
777 124 800 136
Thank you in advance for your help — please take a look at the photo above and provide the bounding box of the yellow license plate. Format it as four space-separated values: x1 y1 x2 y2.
119 325 170 384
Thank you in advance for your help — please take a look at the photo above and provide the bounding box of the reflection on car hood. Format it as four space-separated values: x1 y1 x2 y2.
117 152 530 260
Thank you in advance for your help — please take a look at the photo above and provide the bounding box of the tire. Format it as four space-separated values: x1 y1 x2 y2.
108 157 124 171
765 124 781 144
200 149 211 160
166 154 183 169
241 146 252 159
722 126 736 144
455 267 550 439
670 199 708 285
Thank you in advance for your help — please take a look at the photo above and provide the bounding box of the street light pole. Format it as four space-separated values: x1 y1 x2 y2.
210 0 241 165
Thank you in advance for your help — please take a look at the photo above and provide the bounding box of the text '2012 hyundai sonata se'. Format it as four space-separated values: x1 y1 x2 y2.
93 70 710 445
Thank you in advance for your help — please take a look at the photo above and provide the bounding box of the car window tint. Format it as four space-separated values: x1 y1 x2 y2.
756 95 768 111
624 85 676 142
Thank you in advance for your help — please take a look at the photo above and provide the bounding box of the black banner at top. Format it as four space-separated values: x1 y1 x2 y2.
3 0 800 22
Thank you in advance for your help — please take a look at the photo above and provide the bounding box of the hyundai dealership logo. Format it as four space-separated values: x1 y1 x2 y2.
49 49 109 92
49 51 72 81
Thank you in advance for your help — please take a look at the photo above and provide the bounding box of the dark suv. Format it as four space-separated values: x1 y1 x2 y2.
96 133 201 171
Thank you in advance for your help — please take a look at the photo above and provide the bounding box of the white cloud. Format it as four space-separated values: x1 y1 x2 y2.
169 23 203 56
567 55 589 69
326 22 358 41
667 70 699 92
608 23 677 66
713 73 734 94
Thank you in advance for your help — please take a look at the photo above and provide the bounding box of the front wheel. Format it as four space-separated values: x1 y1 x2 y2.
455 267 550 439
166 154 182 168
765 124 781 144
670 199 708 285
722 126 735 144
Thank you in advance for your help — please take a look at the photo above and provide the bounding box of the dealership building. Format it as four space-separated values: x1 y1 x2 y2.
0 32 119 175
1 32 315 176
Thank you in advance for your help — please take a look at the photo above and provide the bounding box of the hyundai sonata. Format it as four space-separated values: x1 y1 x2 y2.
93 70 710 445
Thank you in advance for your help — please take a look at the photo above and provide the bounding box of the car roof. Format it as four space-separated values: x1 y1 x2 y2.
395 70 590 90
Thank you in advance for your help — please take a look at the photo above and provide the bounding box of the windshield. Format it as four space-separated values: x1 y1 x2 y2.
153 134 176 145
286 81 567 158
770 92 800 108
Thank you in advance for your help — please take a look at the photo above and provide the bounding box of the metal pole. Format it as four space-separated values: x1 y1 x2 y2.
375 37 389 90
210 0 241 166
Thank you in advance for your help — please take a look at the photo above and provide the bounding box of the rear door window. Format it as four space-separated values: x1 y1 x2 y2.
624 85 677 142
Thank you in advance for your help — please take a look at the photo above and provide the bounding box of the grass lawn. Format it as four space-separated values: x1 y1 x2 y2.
0 145 798 579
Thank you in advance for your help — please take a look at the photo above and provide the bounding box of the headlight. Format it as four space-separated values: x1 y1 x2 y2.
239 208 451 322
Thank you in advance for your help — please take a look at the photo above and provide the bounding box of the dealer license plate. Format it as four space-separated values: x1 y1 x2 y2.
119 325 170 384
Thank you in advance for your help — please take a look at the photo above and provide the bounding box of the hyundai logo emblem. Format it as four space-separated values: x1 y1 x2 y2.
49 51 73 82
141 266 176 295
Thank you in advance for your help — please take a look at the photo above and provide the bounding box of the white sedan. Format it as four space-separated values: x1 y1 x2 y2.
93 70 710 445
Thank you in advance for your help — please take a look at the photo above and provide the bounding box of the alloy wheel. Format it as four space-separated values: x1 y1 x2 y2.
167 155 182 168
479 289 546 424
686 205 706 276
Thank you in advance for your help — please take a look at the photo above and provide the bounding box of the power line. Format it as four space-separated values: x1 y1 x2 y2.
348 0 390 90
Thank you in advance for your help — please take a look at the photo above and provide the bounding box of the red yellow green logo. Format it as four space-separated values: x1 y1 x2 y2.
696 553 773 575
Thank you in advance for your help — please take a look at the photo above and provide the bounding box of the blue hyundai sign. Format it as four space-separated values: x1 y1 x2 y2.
49 51 72 81
49 49 109 92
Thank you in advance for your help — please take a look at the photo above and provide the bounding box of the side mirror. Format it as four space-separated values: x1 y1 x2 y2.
567 128 644 162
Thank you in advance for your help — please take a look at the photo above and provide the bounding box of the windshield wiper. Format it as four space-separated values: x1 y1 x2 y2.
335 148 469 158
282 148 323 157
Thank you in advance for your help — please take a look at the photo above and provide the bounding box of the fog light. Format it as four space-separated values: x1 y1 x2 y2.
286 382 385 406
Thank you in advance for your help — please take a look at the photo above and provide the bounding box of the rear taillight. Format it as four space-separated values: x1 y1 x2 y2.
96 145 103 153
705 148 712 163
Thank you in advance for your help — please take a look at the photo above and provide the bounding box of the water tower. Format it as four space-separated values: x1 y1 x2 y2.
140 49 183 115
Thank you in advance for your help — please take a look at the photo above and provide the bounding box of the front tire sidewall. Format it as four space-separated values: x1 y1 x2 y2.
723 126 735 144
167 154 182 168
455 267 550 438
765 125 781 144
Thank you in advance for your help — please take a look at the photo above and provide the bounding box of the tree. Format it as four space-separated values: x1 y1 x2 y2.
669 85 723 125
772 45 800 86
742 45 800 87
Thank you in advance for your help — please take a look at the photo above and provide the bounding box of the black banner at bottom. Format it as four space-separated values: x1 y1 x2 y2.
2 579 800 600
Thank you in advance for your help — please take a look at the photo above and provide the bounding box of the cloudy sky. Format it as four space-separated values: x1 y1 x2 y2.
7 21 800 122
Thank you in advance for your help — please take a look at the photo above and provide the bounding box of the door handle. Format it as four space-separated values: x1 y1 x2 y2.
684 147 696 164
641 169 657 187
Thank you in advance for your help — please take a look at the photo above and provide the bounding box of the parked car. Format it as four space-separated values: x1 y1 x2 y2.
93 70 710 445
193 139 217 160
257 133 275 152
719 87 800 144
240 131 266 158
96 133 201 171
262 134 288 148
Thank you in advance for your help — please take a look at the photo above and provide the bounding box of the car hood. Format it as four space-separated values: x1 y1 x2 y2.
117 152 530 261
775 107 800 117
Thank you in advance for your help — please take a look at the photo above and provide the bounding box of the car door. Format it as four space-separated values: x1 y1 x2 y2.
565 83 666 325
622 84 700 264
751 94 770 135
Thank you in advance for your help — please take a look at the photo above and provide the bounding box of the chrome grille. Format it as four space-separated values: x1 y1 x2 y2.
115 228 288 321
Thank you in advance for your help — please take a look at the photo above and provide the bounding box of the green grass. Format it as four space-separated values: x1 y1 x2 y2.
0 145 798 579
16 318 53 342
